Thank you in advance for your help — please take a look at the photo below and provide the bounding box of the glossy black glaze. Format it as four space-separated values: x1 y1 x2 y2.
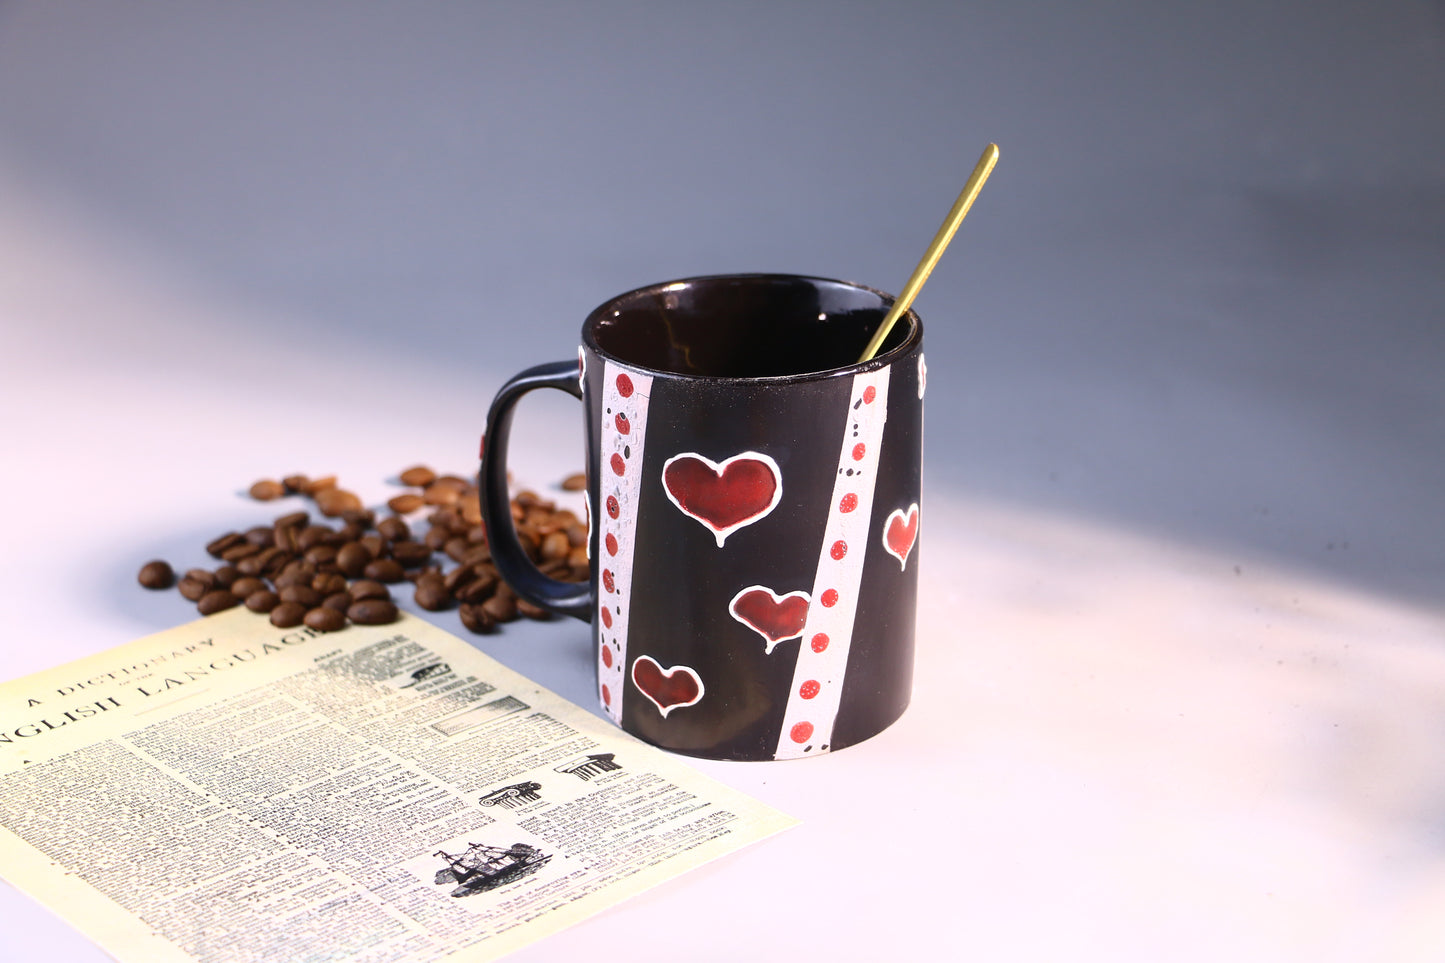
483 274 922 761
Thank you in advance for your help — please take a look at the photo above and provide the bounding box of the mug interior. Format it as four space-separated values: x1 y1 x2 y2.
585 274 918 378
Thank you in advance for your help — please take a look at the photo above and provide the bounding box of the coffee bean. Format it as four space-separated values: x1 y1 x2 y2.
245 590 280 613
309 572 346 595
341 507 376 527
388 493 425 514
348 598 399 625
322 592 353 613
137 560 175 589
230 576 266 598
207 533 243 559
335 542 371 577
280 584 323 608
197 589 240 615
221 541 261 562
540 531 570 561
304 544 338 566
459 603 496 634
249 479 285 501
303 475 338 494
399 465 436 487
270 601 307 628
459 493 482 526
480 594 518 623
282 474 310 493
315 488 362 518
244 525 275 547
456 573 498 604
274 510 309 529
392 541 432 568
350 579 390 602
377 517 410 542
424 482 461 507
560 472 587 491
414 580 452 611
303 606 346 632
363 558 405 583
517 599 551 620
296 525 333 551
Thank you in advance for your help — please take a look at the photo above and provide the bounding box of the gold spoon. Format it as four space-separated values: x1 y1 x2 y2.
857 142 999 363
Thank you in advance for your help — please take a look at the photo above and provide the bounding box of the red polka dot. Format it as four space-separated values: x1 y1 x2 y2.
863 385 876 404
838 492 858 513
799 680 820 699
790 722 814 744
811 633 829 652
610 453 626 476
606 495 620 519
602 569 615 593
830 540 847 560
820 589 839 607
601 646 613 668
601 684 611 707
616 373 634 397
852 443 866 461
600 607 613 628
615 413 630 434
605 533 618 555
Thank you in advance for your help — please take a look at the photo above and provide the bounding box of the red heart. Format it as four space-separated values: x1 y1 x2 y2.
630 656 704 718
729 585 810 653
661 451 782 546
883 503 920 569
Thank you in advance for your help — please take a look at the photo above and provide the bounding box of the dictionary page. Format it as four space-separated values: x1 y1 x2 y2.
0 610 795 963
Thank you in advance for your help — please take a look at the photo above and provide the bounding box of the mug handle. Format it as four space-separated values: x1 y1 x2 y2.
479 360 592 622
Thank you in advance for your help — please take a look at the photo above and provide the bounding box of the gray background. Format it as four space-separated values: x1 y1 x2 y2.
2 0 1441 606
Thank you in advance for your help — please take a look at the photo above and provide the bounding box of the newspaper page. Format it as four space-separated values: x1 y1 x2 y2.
0 609 796 962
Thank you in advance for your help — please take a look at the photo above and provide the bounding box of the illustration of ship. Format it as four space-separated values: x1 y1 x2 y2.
432 842 552 897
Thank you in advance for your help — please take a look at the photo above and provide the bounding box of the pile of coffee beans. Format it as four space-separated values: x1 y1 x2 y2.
137 467 589 635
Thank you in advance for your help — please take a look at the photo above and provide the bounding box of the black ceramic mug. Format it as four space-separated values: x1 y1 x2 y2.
481 274 924 761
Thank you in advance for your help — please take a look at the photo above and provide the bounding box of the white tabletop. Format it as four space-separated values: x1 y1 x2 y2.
2 3 1443 961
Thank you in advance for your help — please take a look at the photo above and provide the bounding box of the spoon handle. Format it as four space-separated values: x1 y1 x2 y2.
857 143 999 363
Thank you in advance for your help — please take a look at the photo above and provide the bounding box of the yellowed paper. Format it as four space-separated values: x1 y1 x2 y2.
0 610 796 962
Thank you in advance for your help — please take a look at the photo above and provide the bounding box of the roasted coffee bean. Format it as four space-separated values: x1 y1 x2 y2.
341 507 376 527
303 606 346 632
443 537 472 564
466 525 488 544
230 576 266 598
376 517 410 542
249 479 285 501
245 589 280 613
391 541 432 568
423 483 461 507
517 599 551 620
197 589 240 615
270 601 307 627
272 524 299 553
336 542 371 577
430 508 461 532
560 472 587 491
424 526 451 551
279 584 323 607
275 510 309 529
322 592 353 613
414 580 452 611
221 541 260 563
399 465 436 487
348 598 399 625
567 546 589 569
456 574 498 605
443 564 476 593
459 603 496 634
137 560 175 589
540 531 570 561
296 525 333 551
308 572 343 595
459 493 482 526
514 489 545 508
349 579 390 602
176 576 208 602
315 488 362 518
388 493 425 514
261 550 294 577
359 534 387 559
273 570 311 591
480 594 518 623
303 475 337 494
243 525 275 547
206 532 244 558
363 558 405 583
304 544 338 566
282 474 310 493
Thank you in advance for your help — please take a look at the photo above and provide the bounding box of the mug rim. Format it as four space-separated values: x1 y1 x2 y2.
581 272 923 384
